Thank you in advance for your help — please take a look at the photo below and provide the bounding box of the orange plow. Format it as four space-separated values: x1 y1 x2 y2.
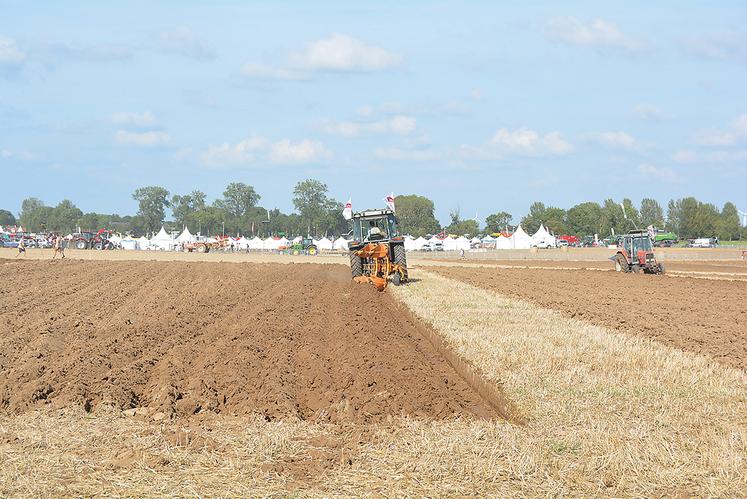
352 242 407 291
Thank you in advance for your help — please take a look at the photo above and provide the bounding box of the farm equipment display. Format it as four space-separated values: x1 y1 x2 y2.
348 208 408 291
72 229 116 250
611 230 665 274
184 236 230 253
289 237 318 256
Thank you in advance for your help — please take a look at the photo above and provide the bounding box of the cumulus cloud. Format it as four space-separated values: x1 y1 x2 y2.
693 114 747 146
155 27 215 60
0 35 25 64
111 111 156 127
201 137 327 166
242 33 403 80
490 127 573 155
638 163 679 183
673 149 747 164
115 130 170 146
545 17 646 54
319 115 416 137
290 33 403 72
269 139 328 164
587 131 640 150
374 147 443 162
680 31 747 65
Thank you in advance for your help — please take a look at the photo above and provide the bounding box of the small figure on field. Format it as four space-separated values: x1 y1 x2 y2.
459 248 465 259
53 236 65 259
16 239 26 258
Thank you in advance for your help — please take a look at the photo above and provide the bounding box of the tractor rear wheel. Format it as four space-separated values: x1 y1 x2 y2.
615 253 629 272
350 252 363 278
75 240 88 250
393 244 408 281
657 263 666 274
196 244 207 253
94 242 103 250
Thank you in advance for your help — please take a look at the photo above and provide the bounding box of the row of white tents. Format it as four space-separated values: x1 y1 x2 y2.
118 224 557 252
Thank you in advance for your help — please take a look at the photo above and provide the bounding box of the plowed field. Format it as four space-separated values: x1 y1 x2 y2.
0 259 494 421
432 267 747 370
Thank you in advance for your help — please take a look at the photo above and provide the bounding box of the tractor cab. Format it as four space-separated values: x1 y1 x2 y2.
350 209 400 245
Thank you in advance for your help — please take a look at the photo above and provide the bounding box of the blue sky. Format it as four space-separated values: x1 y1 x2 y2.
1 1 746 225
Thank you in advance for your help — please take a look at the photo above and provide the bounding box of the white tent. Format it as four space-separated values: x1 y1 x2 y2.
413 236 428 250
291 236 303 244
236 236 249 249
531 224 556 248
510 225 532 249
0 226 4 233
315 237 334 251
404 236 416 251
455 236 471 251
108 233 122 246
248 236 264 250
137 236 150 250
495 234 512 249
150 226 174 251
120 237 138 250
176 227 196 243
263 237 281 250
333 237 349 250
470 237 482 247
442 236 458 251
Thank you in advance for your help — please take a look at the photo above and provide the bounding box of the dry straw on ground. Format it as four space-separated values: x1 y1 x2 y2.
391 270 747 497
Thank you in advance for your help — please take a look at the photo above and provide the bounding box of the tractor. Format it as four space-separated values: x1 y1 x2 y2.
289 237 317 256
348 208 408 291
612 230 665 274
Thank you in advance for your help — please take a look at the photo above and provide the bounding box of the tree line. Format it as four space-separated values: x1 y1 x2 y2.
3 187 744 241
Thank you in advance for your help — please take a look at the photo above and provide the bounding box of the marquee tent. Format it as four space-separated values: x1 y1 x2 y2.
531 224 556 248
150 227 175 251
120 237 138 250
413 236 428 250
510 225 532 249
333 237 349 250
455 236 471 251
176 227 196 243
137 236 150 250
315 237 334 251
404 236 416 251
495 234 512 249
248 236 264 250
236 236 249 249
442 236 458 251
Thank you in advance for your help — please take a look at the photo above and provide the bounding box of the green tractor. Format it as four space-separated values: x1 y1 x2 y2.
289 237 318 256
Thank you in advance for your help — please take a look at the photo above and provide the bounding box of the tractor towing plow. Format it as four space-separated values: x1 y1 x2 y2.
348 208 408 291
611 230 665 275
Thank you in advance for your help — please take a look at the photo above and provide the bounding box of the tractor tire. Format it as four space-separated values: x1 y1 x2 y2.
350 252 363 278
308 245 318 256
615 253 629 272
392 272 402 286
393 244 408 280
93 242 103 250
196 244 207 253
657 263 666 275
292 249 300 256
75 240 88 250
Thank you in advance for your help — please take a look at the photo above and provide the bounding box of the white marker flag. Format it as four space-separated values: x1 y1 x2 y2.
342 198 353 220
384 192 395 212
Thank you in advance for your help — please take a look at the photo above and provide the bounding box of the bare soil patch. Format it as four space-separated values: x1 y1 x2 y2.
431 266 747 370
0 259 494 421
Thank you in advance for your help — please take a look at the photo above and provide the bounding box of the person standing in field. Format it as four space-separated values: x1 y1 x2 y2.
16 238 26 258
52 235 65 259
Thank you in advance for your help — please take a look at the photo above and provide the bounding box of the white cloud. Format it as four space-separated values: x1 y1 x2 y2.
319 115 416 137
291 33 403 72
0 35 25 64
633 103 666 121
672 150 698 163
242 33 403 80
587 131 640 150
490 127 573 155
111 111 156 127
0 149 34 160
680 32 747 65
673 149 747 164
693 114 747 146
638 164 679 183
269 139 327 164
156 27 215 60
546 17 646 54
241 63 308 81
375 147 443 162
201 137 327 166
115 130 170 146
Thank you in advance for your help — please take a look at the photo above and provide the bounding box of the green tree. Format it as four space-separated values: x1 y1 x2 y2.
717 202 741 240
520 202 567 234
566 202 603 236
48 200 83 233
0 209 16 226
395 194 440 237
666 199 682 234
292 179 342 237
484 211 512 234
445 210 479 237
640 198 664 228
216 182 260 218
172 190 207 229
132 186 170 234
19 197 46 230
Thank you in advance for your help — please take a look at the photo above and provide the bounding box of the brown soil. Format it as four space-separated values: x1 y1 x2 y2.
423 258 747 275
0 259 495 421
431 267 747 370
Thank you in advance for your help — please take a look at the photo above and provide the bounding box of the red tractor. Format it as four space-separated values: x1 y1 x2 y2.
72 229 115 250
612 230 665 274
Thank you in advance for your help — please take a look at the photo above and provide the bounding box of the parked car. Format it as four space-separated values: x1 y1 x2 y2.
532 240 555 249
557 239 569 247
